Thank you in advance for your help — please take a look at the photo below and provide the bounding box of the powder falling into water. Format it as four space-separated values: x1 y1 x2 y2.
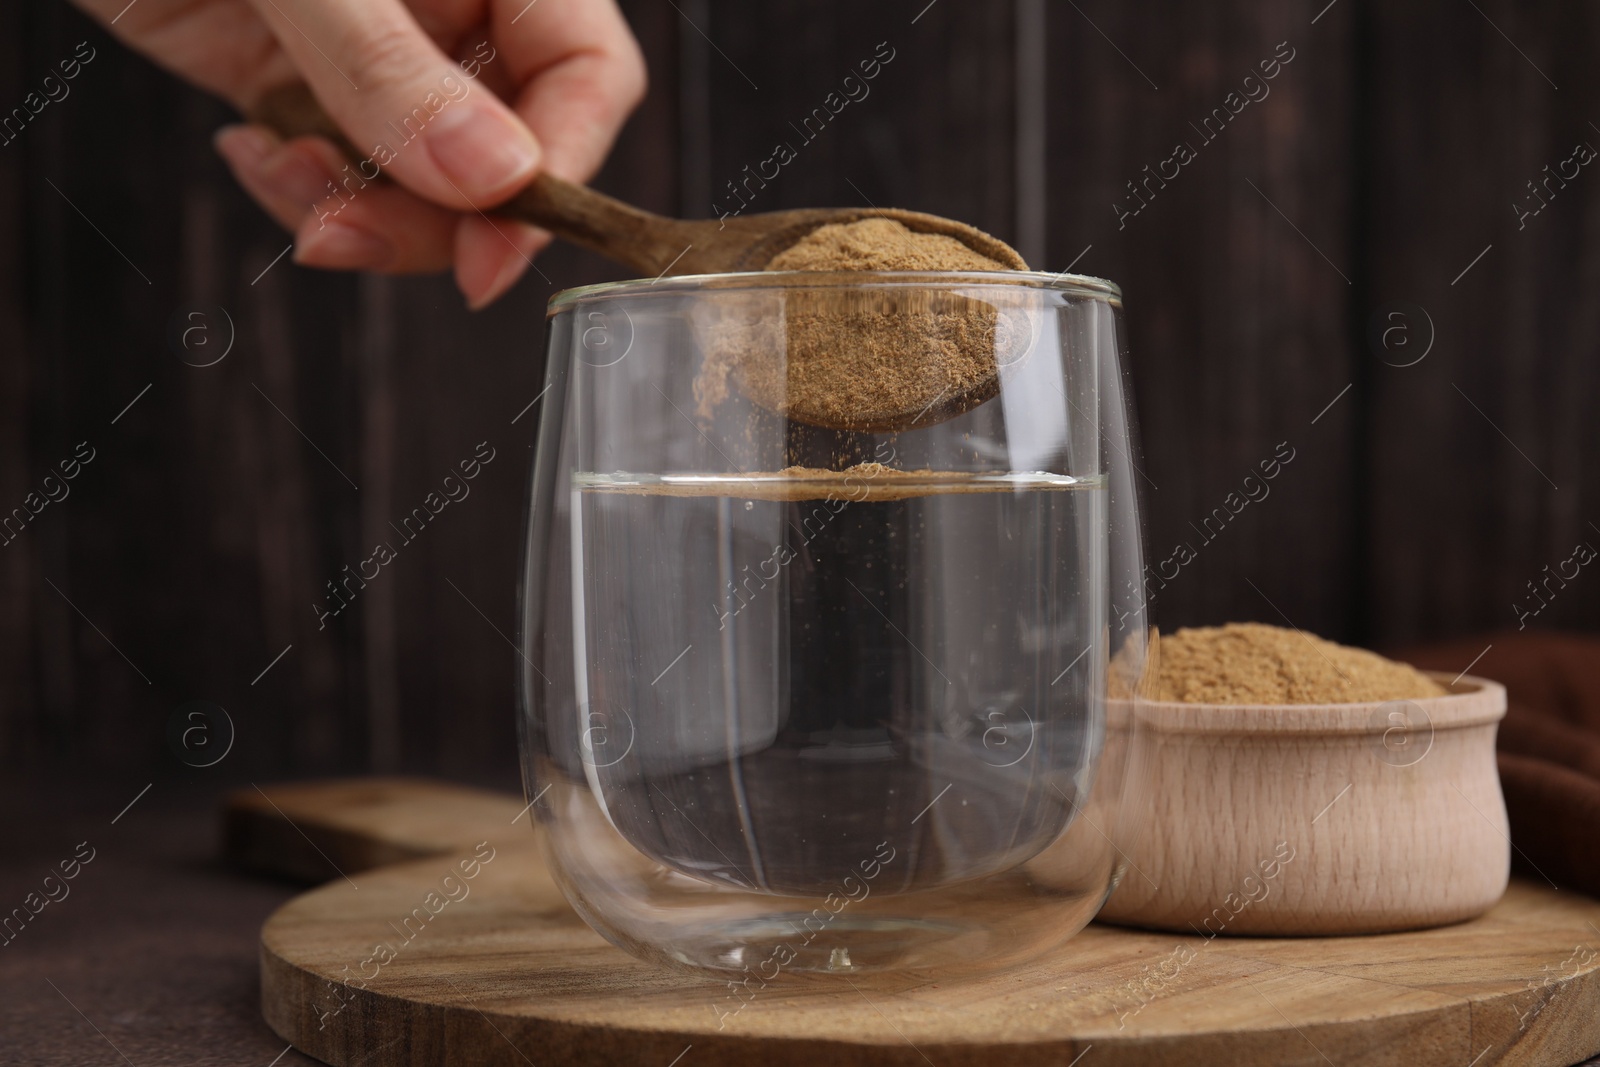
1155 622 1450 705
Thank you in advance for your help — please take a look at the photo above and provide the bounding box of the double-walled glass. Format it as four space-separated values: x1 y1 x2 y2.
519 271 1151 981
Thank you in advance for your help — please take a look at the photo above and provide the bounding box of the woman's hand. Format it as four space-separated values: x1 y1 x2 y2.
72 0 646 307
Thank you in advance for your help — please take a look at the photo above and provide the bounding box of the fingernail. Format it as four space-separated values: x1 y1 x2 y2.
466 251 528 311
425 104 540 203
295 222 393 270
213 124 277 166
259 146 338 207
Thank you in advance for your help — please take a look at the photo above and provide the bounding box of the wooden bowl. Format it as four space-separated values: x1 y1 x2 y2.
1098 672 1509 936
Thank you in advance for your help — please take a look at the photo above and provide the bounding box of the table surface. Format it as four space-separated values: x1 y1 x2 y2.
0 775 320 1067
4 773 1599 1067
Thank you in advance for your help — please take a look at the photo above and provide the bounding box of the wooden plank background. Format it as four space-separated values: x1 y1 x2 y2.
0 0 1595 782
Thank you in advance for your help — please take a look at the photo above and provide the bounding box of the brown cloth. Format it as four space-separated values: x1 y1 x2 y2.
1400 632 1600 898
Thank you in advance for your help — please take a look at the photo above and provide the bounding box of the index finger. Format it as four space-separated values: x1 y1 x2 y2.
248 0 543 207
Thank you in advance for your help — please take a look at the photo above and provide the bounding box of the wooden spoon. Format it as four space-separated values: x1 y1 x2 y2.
250 83 1030 432
251 83 1026 277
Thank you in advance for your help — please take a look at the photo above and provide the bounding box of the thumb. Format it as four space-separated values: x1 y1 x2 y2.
247 0 540 209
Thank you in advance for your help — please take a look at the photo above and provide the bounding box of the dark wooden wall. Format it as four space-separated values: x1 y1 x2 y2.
2 0 1596 782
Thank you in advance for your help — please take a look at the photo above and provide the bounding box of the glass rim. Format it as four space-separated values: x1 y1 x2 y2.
547 269 1123 312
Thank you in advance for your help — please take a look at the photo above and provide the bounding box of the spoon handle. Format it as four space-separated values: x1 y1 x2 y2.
498 173 678 275
247 83 678 275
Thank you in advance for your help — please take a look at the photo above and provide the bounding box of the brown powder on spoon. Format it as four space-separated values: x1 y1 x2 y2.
1155 623 1449 705
766 217 1014 272
693 218 1027 433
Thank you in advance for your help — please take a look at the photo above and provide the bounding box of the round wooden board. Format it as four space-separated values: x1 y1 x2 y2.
238 780 1600 1067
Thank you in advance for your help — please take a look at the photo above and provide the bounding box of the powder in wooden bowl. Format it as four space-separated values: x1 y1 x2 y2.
1155 622 1450 705
693 218 1031 432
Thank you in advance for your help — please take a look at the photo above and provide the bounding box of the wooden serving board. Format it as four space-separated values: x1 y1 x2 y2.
235 779 1600 1067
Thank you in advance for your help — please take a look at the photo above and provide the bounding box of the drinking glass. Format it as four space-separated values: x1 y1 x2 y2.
518 270 1152 981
